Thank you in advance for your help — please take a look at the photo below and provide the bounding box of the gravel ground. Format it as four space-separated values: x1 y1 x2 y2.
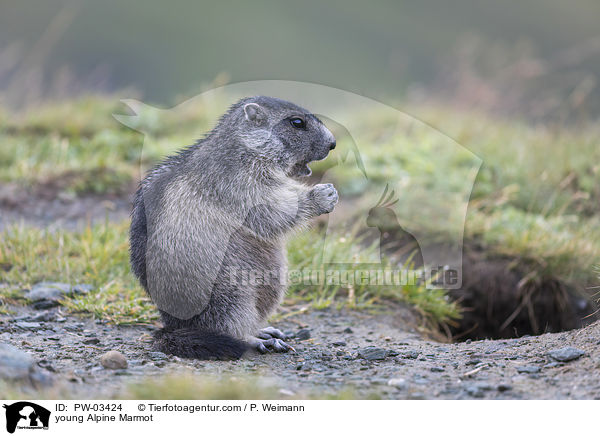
1 302 599 399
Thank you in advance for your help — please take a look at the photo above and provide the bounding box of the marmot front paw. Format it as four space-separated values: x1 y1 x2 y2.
310 183 339 215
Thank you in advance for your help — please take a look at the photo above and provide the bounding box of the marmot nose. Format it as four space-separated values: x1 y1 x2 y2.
329 140 336 150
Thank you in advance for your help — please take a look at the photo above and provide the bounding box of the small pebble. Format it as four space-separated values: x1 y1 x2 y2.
400 350 420 360
357 347 388 361
100 350 128 369
548 347 585 362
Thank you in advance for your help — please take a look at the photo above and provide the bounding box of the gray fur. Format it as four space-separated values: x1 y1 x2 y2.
130 96 337 356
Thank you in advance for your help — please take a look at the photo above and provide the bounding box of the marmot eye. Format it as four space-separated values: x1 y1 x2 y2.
289 117 306 129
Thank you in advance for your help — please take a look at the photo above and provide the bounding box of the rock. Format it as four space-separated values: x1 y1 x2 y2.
14 321 41 330
31 300 59 310
332 341 346 346
25 282 71 300
100 350 128 369
296 329 311 341
548 347 585 362
430 366 445 372
358 347 388 361
400 350 420 360
24 282 93 308
387 378 407 389
343 327 354 334
516 365 541 374
83 338 100 345
0 343 34 380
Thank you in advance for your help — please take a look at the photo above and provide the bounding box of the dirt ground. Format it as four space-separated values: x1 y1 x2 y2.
0 185 130 231
1 303 600 399
1 193 600 400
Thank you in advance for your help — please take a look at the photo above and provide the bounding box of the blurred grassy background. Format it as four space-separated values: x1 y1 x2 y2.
1 0 599 119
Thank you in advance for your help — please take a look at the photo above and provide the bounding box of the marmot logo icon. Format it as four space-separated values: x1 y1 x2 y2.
2 402 50 434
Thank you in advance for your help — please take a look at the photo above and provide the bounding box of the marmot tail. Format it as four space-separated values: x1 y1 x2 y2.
153 327 250 360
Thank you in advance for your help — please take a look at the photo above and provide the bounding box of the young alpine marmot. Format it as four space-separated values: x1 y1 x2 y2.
130 96 338 359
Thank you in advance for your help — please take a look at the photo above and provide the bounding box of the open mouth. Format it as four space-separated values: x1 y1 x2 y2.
290 147 332 178
290 162 312 177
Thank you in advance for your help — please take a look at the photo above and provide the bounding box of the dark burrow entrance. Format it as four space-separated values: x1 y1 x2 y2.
447 246 599 341
310 188 599 343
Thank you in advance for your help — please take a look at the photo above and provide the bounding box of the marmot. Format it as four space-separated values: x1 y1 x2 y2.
130 96 338 359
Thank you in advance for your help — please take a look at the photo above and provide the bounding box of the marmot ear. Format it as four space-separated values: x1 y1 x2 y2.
243 103 267 124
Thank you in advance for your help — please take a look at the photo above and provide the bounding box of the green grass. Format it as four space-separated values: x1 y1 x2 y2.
1 93 599 330
0 220 157 324
123 374 286 400
286 224 459 325
0 372 363 400
0 218 454 329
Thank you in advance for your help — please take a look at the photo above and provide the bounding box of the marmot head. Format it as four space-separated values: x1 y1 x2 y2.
224 96 336 177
